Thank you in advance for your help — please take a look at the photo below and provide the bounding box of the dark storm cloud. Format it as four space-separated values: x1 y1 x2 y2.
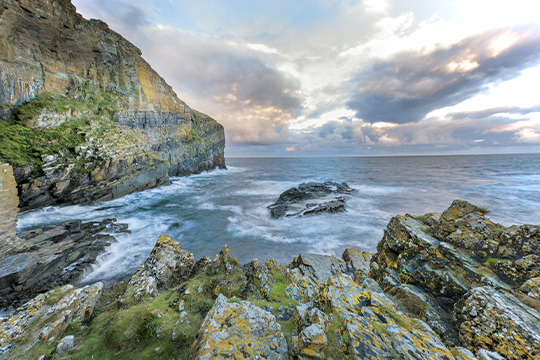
346 26 540 124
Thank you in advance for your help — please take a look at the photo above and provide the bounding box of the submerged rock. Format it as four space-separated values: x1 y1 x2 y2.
188 294 288 360
0 219 128 308
268 181 355 218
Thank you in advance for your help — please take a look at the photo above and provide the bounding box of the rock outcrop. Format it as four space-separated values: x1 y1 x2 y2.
0 0 225 210
0 218 128 307
370 200 540 359
188 294 288 360
268 182 355 218
124 234 194 302
0 164 18 250
2 201 540 359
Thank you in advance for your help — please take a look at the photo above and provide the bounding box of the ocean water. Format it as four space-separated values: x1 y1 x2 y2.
17 154 540 285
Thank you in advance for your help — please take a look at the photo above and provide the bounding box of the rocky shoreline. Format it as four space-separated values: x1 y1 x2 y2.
1 200 538 359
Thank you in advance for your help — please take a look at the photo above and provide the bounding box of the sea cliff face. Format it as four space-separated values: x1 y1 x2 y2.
0 0 225 210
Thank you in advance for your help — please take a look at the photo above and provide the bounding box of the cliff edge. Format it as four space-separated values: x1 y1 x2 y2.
0 0 225 210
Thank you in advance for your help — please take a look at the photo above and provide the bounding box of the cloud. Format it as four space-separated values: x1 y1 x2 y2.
346 26 540 124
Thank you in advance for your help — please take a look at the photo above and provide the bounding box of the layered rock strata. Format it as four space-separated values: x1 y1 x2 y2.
0 164 18 249
0 218 129 308
0 0 225 210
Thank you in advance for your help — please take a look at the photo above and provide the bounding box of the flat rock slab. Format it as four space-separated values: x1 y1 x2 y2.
268 181 355 218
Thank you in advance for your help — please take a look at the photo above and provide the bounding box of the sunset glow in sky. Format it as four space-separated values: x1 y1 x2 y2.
74 0 540 157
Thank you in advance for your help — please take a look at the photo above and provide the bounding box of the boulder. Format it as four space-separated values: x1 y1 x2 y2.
268 181 355 218
188 294 288 360
454 286 540 359
55 335 74 356
126 234 194 301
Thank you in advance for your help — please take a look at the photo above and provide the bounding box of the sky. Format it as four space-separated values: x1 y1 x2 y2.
72 0 540 157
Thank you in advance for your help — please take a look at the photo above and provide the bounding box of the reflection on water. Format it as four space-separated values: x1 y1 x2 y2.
17 154 540 284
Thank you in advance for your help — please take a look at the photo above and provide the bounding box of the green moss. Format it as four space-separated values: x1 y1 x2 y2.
485 258 511 267
414 213 434 225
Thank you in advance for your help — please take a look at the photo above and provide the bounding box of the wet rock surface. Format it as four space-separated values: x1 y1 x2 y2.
0 219 128 308
268 181 355 218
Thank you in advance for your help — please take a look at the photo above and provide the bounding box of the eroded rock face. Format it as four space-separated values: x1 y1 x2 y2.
126 234 194 301
188 294 288 360
0 0 226 210
0 219 127 308
268 182 355 218
369 199 540 356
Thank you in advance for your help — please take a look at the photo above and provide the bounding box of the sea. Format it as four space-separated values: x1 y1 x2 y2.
17 154 540 286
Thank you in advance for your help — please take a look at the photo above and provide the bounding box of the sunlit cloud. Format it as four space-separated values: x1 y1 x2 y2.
73 0 540 156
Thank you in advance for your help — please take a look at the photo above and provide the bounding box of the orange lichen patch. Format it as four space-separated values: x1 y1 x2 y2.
188 294 288 360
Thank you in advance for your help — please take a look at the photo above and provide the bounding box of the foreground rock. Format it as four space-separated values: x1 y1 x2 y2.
188 294 288 360
0 219 128 308
2 200 540 359
268 181 355 218
0 282 103 359
370 200 540 359
124 234 194 302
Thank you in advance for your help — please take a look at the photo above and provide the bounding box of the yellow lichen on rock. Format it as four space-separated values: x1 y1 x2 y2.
188 294 288 360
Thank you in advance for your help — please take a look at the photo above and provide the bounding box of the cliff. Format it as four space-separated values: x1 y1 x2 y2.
0 0 225 210
1 200 539 359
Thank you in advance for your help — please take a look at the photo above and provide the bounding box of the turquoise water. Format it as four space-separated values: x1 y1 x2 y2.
17 154 540 284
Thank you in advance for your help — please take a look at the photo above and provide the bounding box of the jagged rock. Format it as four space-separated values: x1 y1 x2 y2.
315 275 371 317
499 224 540 257
292 253 348 284
126 234 194 301
454 286 540 359
286 273 318 303
490 255 540 286
268 181 355 218
521 277 540 298
343 312 455 360
188 294 288 360
245 259 277 300
0 219 127 308
55 335 74 355
342 248 372 281
290 323 328 359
